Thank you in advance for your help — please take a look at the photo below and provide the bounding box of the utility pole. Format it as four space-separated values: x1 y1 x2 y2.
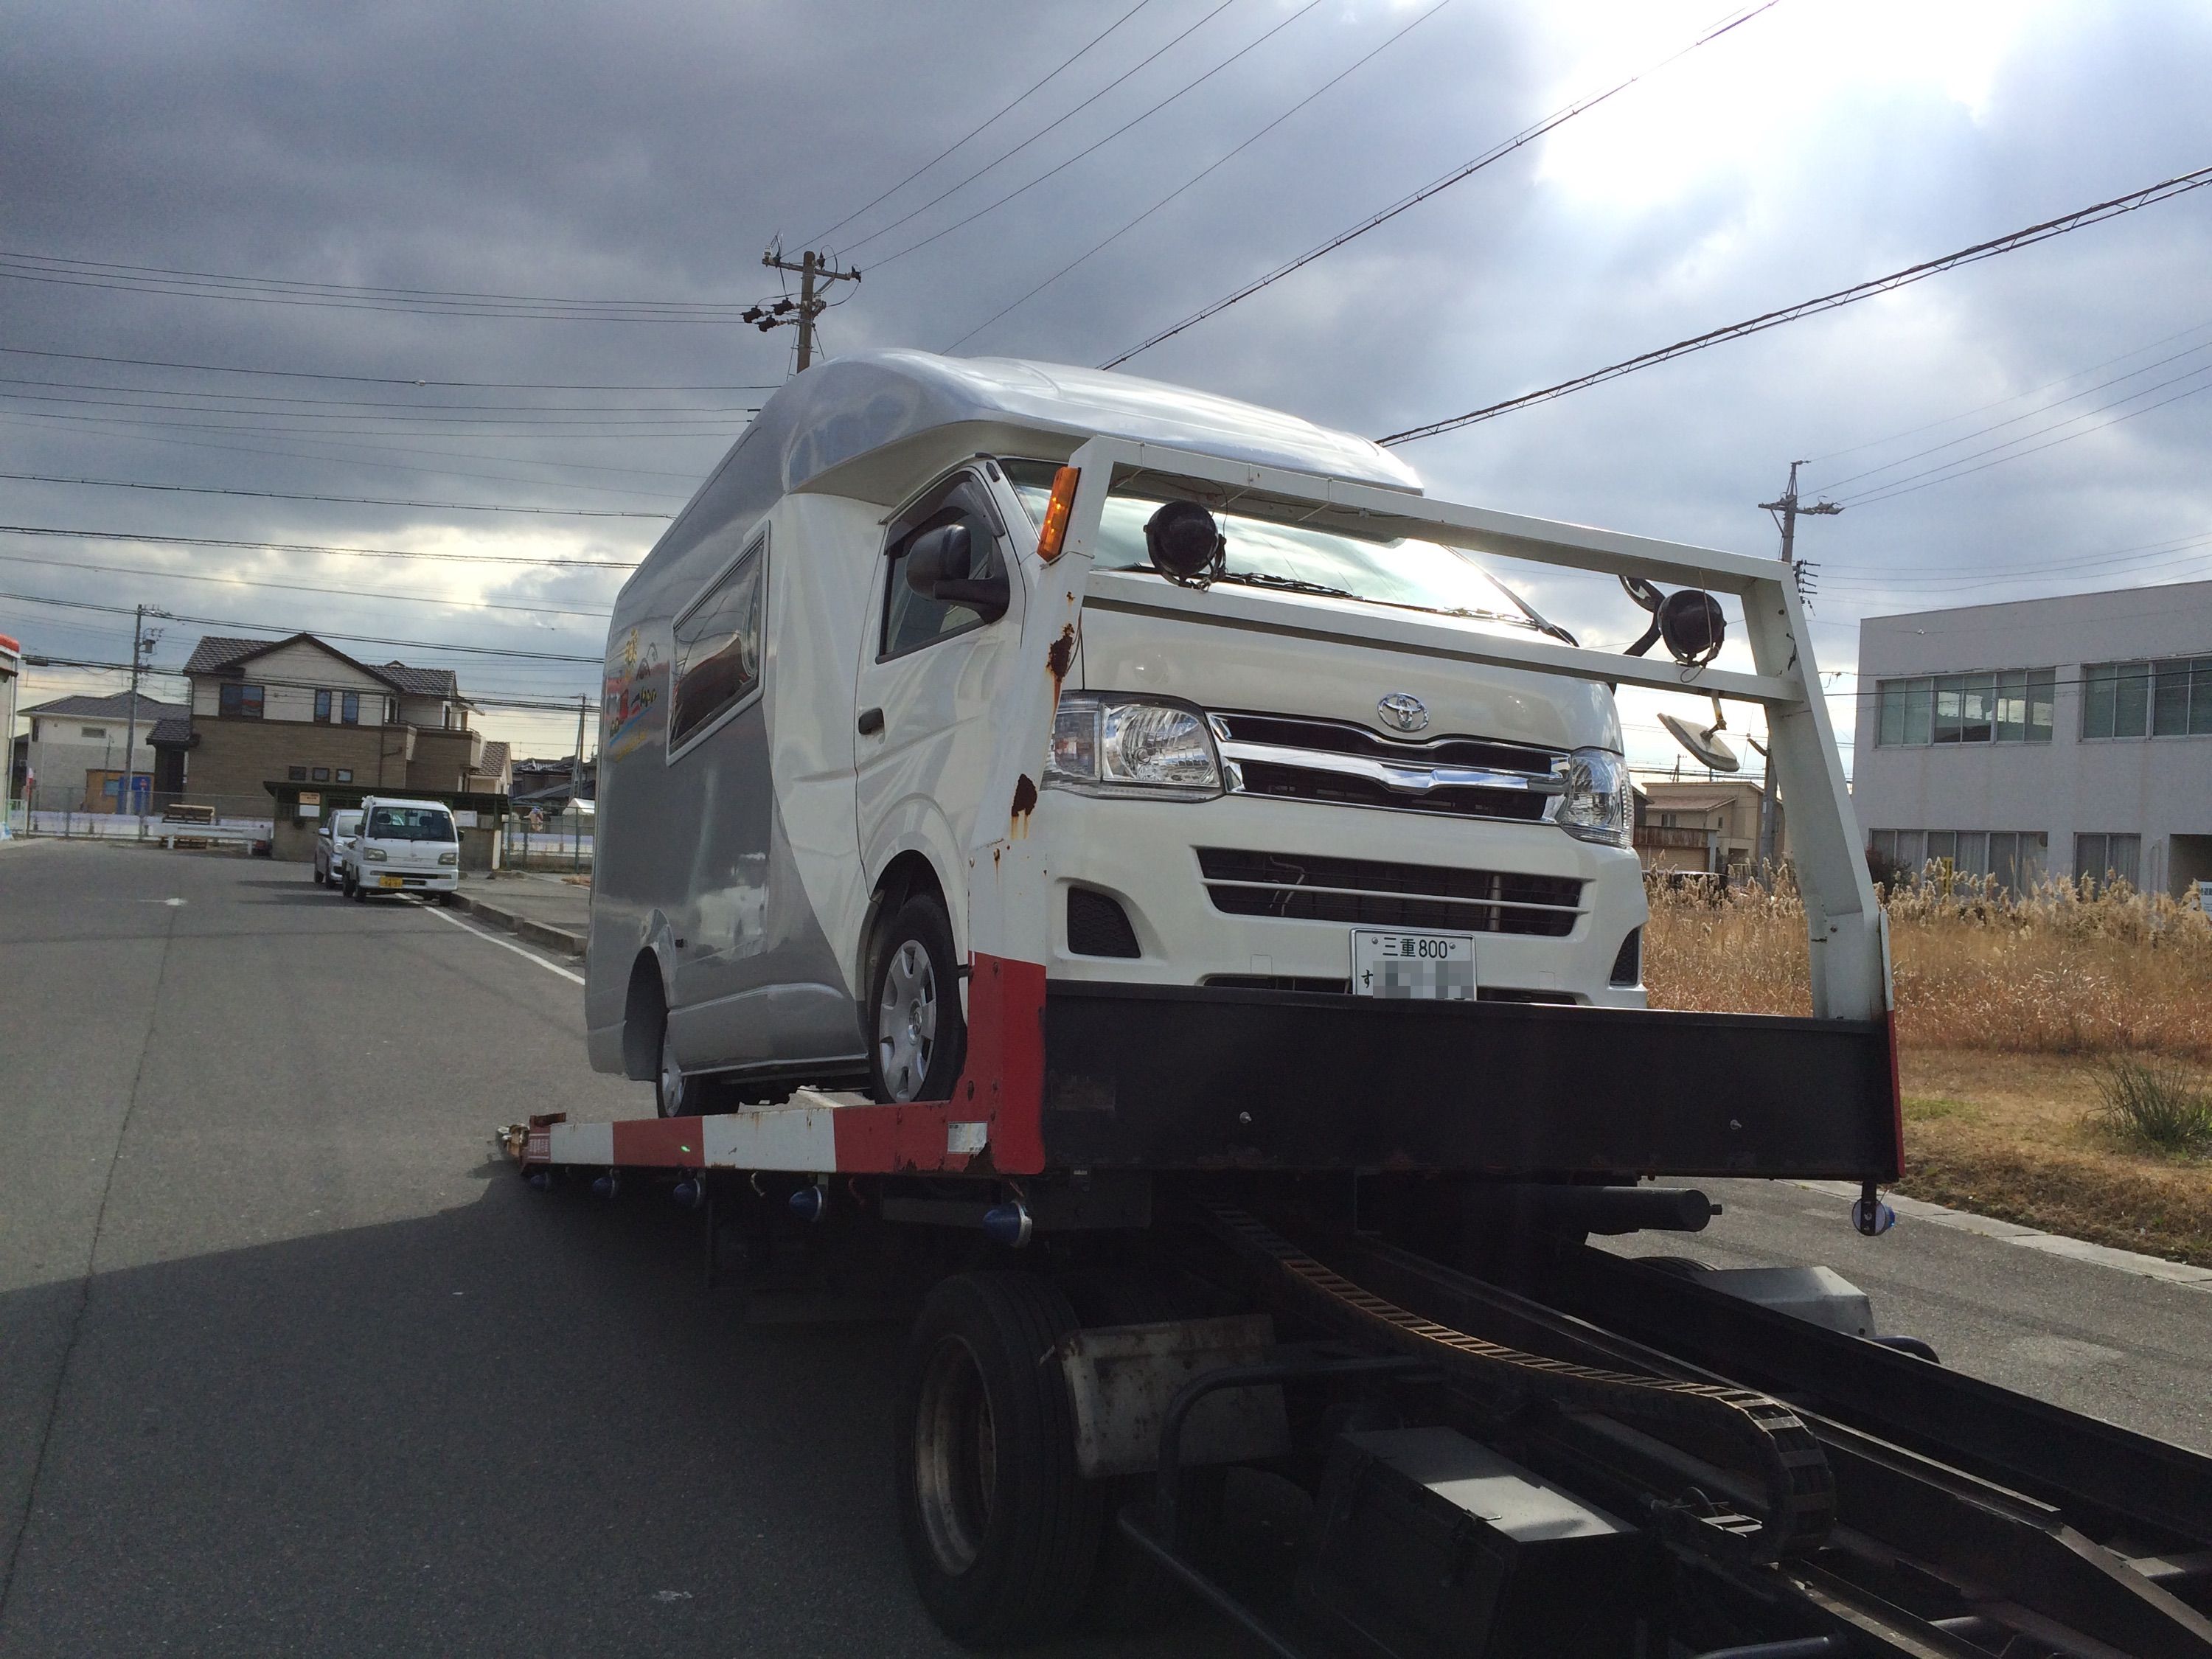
753 246 861 373
119 603 145 825
1753 463 1841 871
569 693 588 873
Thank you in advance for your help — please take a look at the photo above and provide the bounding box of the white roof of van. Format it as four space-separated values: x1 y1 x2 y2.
623 350 1422 605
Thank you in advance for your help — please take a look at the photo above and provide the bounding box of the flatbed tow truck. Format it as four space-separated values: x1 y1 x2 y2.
498 378 2212 1658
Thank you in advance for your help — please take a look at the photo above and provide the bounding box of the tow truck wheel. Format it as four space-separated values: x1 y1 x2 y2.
869 894 965 1104
897 1272 1102 1644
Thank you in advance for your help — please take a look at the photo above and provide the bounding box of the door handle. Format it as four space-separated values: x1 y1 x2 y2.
857 706 885 736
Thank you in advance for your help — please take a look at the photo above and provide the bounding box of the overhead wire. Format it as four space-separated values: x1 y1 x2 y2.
0 526 641 569
837 0 1248 258
1099 0 1781 369
1374 159 2212 445
0 548 616 620
866 0 1329 271
943 0 1458 352
0 344 778 390
806 0 1158 247
0 472 674 518
0 373 760 412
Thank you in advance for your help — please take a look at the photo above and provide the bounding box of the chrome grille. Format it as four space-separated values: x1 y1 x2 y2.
1197 849 1586 938
1210 712 1562 823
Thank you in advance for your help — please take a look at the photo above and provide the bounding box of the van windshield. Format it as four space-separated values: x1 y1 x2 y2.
1002 459 1552 633
366 807 455 841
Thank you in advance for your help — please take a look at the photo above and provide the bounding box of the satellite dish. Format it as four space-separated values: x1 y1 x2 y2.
1660 696 1740 772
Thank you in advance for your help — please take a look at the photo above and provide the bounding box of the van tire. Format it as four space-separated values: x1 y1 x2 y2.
868 894 965 1105
897 1273 1102 1644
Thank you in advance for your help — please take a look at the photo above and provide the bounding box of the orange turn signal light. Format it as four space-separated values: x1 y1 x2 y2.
1036 465 1079 563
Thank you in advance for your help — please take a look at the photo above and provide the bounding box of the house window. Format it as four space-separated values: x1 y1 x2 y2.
335 768 353 782
669 529 768 751
2084 655 2212 739
2076 832 2142 886
311 767 330 782
1877 669 2051 745
343 692 361 726
80 725 108 738
220 683 265 720
314 689 333 723
288 765 307 781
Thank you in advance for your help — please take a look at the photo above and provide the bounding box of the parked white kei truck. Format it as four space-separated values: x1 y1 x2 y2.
344 796 461 902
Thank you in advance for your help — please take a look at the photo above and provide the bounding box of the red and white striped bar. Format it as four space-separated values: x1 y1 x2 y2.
521 1091 1001 1177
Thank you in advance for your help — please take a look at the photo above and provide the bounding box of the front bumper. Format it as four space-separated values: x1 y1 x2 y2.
1032 790 1647 1006
363 868 459 893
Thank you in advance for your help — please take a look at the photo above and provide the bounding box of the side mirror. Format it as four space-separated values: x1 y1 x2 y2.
904 523 1009 622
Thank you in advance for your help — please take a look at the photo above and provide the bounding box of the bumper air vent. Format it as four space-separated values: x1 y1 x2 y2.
1066 888 1141 959
1609 927 1642 987
1197 849 1585 939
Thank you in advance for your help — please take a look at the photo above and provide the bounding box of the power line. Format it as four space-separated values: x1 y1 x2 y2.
0 251 789 323
944 0 1458 352
0 587 602 663
807 0 1157 247
1375 159 2212 445
0 344 777 390
0 472 673 518
0 549 616 621
866 0 1328 270
0 374 760 412
839 0 1247 260
1100 0 1781 369
0 389 751 425
0 525 640 569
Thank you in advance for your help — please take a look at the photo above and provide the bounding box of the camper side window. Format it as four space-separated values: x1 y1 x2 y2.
669 532 768 752
881 476 1004 660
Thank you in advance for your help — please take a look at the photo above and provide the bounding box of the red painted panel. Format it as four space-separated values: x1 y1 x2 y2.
609 1116 710 1166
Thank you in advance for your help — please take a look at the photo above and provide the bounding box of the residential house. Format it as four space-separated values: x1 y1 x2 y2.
1634 777 1786 882
18 689 189 813
174 634 512 815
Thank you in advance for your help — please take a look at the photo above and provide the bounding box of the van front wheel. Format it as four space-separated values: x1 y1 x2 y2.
869 895 965 1105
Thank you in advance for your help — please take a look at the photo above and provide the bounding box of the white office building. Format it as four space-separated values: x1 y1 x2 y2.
1851 579 2212 897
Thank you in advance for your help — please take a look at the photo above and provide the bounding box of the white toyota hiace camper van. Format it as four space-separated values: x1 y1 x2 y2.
587 352 1652 1116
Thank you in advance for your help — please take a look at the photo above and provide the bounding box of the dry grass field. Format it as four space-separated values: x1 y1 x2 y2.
1645 875 2212 1265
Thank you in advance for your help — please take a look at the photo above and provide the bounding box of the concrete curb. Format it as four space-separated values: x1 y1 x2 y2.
1791 1179 2212 1290
451 891 585 958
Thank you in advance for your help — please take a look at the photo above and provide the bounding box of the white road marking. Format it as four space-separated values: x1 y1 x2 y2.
420 900 585 985
1790 1179 2212 1290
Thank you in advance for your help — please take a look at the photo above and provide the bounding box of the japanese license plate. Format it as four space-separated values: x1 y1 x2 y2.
378 874 404 888
1352 929 1475 1000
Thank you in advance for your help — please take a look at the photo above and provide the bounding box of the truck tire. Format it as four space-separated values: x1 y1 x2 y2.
897 1272 1103 1644
868 894 965 1104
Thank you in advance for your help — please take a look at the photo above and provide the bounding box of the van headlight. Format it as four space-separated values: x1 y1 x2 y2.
1046 694 1222 799
1553 747 1632 846
364 846 389 862
439 850 458 866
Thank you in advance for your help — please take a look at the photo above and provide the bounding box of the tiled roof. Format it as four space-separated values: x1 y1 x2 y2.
26 692 189 722
476 740 511 776
379 661 460 698
147 717 193 746
180 633 462 700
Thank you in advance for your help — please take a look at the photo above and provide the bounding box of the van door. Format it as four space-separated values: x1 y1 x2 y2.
852 468 1026 947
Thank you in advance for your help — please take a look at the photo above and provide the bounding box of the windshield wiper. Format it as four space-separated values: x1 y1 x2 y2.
1212 569 1360 601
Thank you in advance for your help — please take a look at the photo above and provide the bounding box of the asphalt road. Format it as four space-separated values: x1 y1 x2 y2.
3 840 2208 1655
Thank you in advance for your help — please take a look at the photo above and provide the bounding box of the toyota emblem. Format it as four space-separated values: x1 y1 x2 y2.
1377 693 1428 733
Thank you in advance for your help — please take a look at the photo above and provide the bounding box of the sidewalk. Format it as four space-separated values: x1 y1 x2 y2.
452 870 590 957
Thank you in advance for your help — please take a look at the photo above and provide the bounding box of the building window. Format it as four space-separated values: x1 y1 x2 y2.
80 725 108 738
343 692 361 726
2076 832 2142 886
311 766 330 782
314 689 332 723
1872 829 2046 893
219 683 265 720
2082 655 2212 739
1876 670 2051 745
335 768 353 782
288 765 307 781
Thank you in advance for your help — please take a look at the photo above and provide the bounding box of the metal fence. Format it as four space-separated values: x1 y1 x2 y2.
11 785 275 844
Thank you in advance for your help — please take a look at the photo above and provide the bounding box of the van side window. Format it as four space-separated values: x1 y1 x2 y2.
881 476 1004 660
670 532 768 751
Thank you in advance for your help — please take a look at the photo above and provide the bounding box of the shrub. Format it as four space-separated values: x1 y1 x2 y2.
2093 1058 2212 1155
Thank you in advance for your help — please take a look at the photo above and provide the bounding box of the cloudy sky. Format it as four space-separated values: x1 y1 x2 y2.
5 0 2210 771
